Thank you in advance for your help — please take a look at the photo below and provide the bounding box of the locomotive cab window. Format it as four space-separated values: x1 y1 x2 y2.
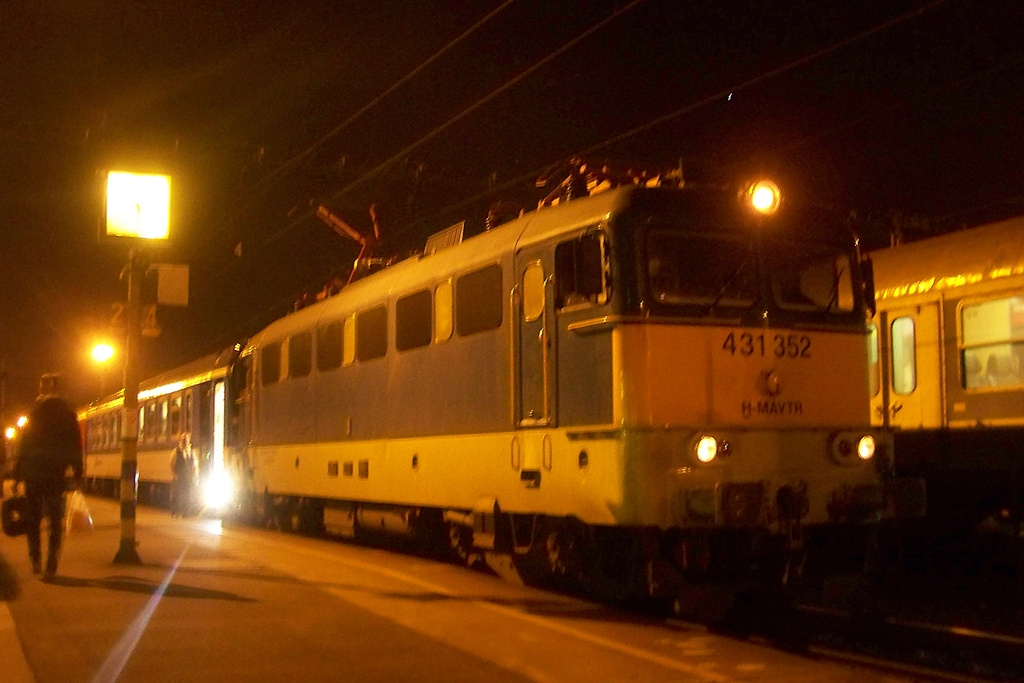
647 230 756 308
768 245 855 313
960 296 1024 389
555 231 606 308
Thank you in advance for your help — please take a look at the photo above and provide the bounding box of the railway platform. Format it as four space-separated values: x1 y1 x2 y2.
0 496 933 683
0 496 530 683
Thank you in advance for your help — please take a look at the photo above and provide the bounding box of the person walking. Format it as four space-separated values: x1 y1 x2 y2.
14 373 83 577
169 432 197 517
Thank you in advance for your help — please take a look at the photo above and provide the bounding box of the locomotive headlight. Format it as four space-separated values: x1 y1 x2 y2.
746 180 781 215
857 435 876 461
695 435 719 463
829 431 876 464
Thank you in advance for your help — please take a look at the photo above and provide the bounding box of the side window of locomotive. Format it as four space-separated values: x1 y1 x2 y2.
890 316 917 395
960 296 1024 389
317 321 343 371
356 305 388 361
868 324 880 396
522 261 545 322
434 280 453 343
343 314 356 366
289 331 313 378
261 343 282 386
555 232 606 308
396 290 432 351
456 264 503 336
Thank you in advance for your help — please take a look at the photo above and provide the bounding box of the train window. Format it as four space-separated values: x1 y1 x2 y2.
868 324 880 396
456 264 503 336
961 297 1024 389
317 321 343 371
357 306 387 361
434 280 453 343
555 232 606 308
138 406 146 442
647 230 756 307
289 332 313 378
159 399 169 439
170 395 182 436
768 245 854 313
522 262 545 322
146 403 158 442
396 290 432 351
261 343 282 385
184 392 192 433
891 316 917 395
343 314 356 366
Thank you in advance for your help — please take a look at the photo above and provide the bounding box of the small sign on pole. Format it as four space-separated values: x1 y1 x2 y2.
154 264 189 306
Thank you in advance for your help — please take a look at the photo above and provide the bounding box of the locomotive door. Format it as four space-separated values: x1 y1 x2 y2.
876 303 942 429
516 252 556 427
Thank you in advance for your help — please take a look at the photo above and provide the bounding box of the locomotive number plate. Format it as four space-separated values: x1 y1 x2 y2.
722 331 812 359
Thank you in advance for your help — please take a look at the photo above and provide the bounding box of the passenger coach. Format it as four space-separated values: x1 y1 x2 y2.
870 214 1024 529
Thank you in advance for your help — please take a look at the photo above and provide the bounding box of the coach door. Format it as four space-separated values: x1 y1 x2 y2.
517 251 556 428
875 303 942 429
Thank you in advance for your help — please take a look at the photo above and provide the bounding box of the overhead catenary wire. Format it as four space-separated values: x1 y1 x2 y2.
385 0 953 244
212 0 953 350
244 0 521 200
259 0 650 250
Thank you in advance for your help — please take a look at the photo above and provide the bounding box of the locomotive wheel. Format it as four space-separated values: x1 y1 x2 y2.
447 523 472 564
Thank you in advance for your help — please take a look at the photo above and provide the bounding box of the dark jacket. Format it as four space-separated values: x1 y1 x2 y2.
15 396 84 482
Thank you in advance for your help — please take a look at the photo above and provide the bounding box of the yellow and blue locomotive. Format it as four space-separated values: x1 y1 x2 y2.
232 171 893 594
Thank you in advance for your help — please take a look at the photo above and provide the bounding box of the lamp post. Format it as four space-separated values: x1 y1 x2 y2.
91 342 115 397
105 170 171 565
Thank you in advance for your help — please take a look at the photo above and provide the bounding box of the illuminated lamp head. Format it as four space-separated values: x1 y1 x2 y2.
695 435 719 463
746 180 782 216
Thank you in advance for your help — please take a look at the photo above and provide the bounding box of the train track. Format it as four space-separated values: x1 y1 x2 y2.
781 603 1024 682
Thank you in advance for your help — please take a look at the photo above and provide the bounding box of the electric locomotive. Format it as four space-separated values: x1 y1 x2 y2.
227 167 896 595
869 213 1024 531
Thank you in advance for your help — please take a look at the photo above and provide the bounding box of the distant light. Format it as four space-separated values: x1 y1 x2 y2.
105 171 171 239
727 93 733 101
4 427 14 440
92 343 115 364
747 180 781 215
16 415 27 428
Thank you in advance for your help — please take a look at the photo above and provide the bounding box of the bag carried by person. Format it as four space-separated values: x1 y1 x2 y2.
65 490 94 534
2 494 29 537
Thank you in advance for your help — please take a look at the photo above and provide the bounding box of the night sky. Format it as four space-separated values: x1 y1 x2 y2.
1 0 1022 413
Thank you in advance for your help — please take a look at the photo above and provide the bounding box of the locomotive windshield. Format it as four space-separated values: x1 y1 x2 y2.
645 228 857 319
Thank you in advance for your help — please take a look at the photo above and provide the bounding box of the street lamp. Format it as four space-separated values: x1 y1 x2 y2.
104 169 171 565
91 342 116 397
